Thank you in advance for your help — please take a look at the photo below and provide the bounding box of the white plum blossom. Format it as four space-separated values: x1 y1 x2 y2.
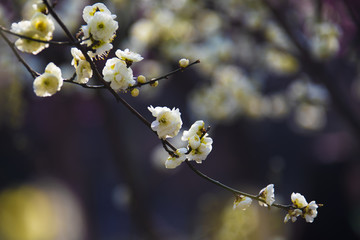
291 192 308 208
258 184 275 207
181 120 205 142
186 136 212 163
233 195 252 211
304 201 319 223
115 48 143 66
285 192 319 223
165 148 187 169
82 3 115 23
30 12 54 39
148 106 183 139
181 120 213 163
81 3 118 58
188 134 200 149
33 62 63 97
71 47 92 84
85 12 118 42
284 209 303 223
102 58 135 91
10 12 54 54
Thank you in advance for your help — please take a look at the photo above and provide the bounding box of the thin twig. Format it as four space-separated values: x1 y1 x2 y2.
184 160 291 211
63 80 106 89
129 60 200 90
0 30 39 78
42 0 77 43
0 25 73 45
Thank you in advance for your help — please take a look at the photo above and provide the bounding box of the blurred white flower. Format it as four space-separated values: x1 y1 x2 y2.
233 195 252 210
310 22 341 59
30 12 54 39
148 106 183 139
284 209 302 223
294 103 326 130
33 62 63 97
11 12 54 54
179 58 189 68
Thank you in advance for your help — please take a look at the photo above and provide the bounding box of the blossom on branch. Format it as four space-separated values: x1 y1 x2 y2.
181 120 213 163
115 48 143 67
285 192 319 223
102 57 135 91
82 3 115 23
71 48 92 84
10 12 54 54
258 184 275 207
233 195 252 211
165 148 187 169
81 3 118 58
148 106 183 139
33 62 63 97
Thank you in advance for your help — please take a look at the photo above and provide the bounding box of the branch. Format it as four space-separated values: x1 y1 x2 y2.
42 0 77 43
129 60 201 89
184 160 292 211
0 29 39 78
0 25 72 45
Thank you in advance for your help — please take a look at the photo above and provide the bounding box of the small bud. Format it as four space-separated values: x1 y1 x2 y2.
150 80 158 87
131 88 139 97
35 3 48 14
137 75 146 84
179 58 190 68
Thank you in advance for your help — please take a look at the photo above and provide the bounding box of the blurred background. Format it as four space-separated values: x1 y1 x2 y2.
1 0 360 239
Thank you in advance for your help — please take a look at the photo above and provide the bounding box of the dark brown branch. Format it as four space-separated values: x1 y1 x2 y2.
129 60 200 89
0 30 39 78
0 25 72 45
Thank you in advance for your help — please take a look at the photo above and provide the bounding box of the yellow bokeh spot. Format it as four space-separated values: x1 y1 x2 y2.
0 186 57 240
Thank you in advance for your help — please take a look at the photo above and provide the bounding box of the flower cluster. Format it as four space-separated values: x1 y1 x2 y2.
231 185 319 224
33 62 63 97
284 192 319 223
11 3 54 55
101 48 143 92
80 3 118 58
181 120 213 163
148 107 213 168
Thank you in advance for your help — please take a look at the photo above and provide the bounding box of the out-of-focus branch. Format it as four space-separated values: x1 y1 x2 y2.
0 29 39 78
262 0 360 142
